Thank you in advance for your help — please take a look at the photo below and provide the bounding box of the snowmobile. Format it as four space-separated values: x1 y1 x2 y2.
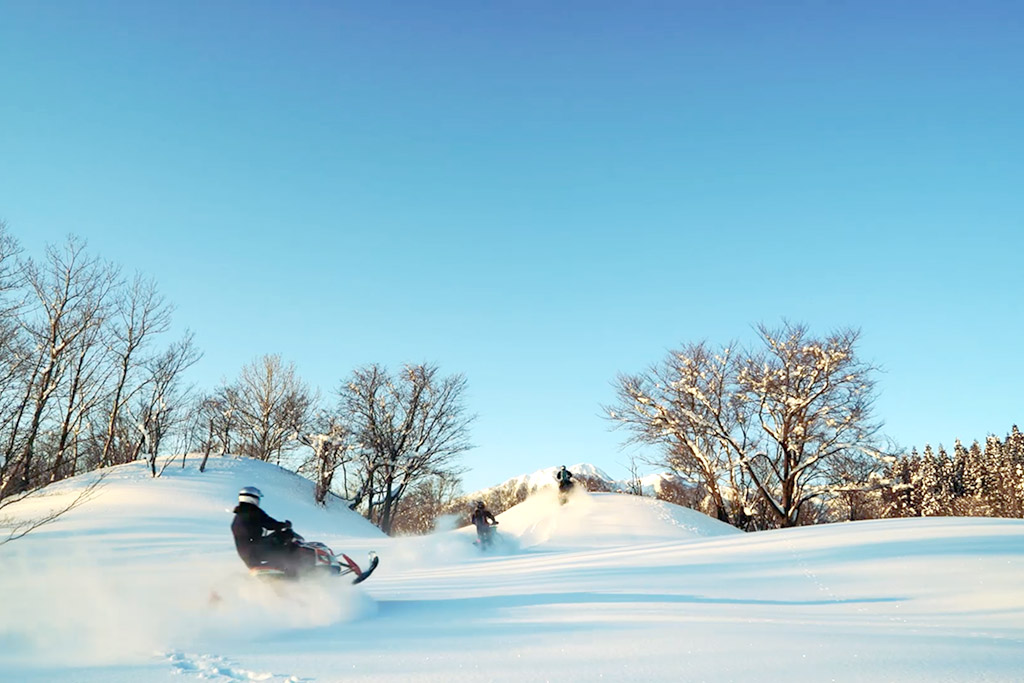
557 480 574 505
248 529 379 584
474 521 498 550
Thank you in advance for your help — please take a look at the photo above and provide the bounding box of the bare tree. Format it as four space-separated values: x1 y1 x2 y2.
184 392 236 473
342 363 473 535
99 274 172 467
389 472 464 535
0 227 199 491
609 322 882 529
224 354 316 463
297 411 357 505
738 323 882 527
0 225 30 493
609 341 755 526
624 455 645 495
47 296 111 482
130 331 201 476
1 237 116 497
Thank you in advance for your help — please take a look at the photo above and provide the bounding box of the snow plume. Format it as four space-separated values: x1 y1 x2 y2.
0 546 185 665
497 487 739 551
202 572 378 637
384 516 481 570
0 544 376 666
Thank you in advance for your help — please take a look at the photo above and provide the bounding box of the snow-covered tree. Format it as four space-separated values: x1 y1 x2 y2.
882 426 1024 520
609 321 883 529
297 411 357 506
917 446 945 516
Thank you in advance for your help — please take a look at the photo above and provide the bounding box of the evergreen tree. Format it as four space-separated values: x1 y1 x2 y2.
918 446 943 517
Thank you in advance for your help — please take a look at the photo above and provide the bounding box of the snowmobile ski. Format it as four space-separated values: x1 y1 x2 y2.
342 551 379 585
245 530 379 584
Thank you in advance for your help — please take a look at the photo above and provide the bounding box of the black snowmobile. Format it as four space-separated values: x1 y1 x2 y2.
557 476 574 505
248 528 379 585
474 521 498 550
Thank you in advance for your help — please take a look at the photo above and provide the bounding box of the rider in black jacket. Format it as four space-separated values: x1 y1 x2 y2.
555 465 574 491
231 486 292 569
471 500 497 547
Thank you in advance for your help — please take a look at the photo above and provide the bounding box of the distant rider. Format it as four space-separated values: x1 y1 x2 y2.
555 465 574 492
231 486 294 570
471 500 497 547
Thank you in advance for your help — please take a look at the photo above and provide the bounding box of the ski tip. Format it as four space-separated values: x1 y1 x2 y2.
351 554 380 585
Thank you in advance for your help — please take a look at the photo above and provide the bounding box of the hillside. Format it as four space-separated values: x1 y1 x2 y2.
465 461 688 503
1 455 1023 682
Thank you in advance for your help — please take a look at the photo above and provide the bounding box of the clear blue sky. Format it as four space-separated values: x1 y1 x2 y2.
2 1 1021 491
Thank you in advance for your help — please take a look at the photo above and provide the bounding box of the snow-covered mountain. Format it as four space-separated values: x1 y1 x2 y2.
2 455 1023 682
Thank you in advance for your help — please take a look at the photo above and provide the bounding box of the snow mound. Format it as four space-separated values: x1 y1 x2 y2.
0 456 384 665
0 454 385 542
467 462 615 501
494 487 740 551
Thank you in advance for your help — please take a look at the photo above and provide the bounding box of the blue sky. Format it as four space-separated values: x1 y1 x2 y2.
1 1 1021 491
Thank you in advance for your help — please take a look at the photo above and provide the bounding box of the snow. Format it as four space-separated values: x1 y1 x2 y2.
485 462 613 493
466 461 679 499
1 456 1023 682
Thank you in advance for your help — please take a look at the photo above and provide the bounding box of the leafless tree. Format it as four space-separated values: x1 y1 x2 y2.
609 322 882 529
99 274 172 467
609 341 755 526
738 323 882 527
46 288 114 482
297 411 357 505
389 472 464 535
1 237 116 497
624 455 645 495
224 354 316 464
341 363 473 535
0 228 199 494
0 225 30 492
129 331 201 476
184 392 236 473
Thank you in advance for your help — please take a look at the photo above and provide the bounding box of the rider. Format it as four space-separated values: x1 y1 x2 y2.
231 486 294 570
470 500 497 546
555 465 574 492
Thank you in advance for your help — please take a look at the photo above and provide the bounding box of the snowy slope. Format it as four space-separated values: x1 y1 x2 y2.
2 455 1024 682
490 485 738 551
466 462 690 503
474 462 614 494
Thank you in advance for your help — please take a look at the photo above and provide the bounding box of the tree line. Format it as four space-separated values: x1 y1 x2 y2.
3 226 1018 537
876 428 1024 520
184 357 473 535
0 229 200 501
605 321 1022 530
0 227 474 537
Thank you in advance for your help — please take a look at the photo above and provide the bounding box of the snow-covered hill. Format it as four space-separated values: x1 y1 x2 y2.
465 461 687 501
2 455 1024 682
491 485 738 551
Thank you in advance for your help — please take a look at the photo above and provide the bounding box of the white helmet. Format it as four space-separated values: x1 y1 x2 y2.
238 486 262 506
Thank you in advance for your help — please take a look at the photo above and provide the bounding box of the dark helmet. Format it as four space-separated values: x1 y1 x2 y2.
475 500 485 509
238 486 262 507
